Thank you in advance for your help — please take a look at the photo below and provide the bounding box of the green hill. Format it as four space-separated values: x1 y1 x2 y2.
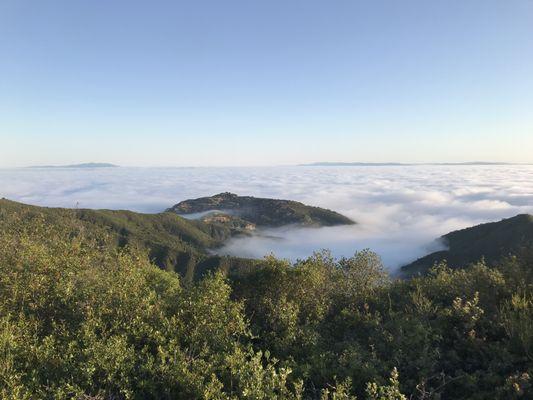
0 198 532 398
167 192 355 227
401 214 533 276
0 193 355 281
0 198 260 281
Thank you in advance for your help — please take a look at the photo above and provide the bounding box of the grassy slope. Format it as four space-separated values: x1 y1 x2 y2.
0 198 260 281
401 214 533 276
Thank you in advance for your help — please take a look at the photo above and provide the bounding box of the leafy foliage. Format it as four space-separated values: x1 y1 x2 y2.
0 204 531 399
0 212 299 399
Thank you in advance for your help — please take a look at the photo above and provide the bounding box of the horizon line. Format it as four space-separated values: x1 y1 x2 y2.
2 160 533 169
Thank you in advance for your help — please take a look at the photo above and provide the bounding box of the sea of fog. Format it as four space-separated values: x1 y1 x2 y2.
1 165 533 270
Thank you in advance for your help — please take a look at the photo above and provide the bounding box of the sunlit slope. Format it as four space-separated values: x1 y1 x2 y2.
0 198 258 280
168 192 355 227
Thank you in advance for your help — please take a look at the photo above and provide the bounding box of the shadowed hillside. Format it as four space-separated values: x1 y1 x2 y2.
401 214 533 276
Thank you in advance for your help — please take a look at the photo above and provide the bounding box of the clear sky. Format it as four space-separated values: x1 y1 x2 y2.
1 0 532 167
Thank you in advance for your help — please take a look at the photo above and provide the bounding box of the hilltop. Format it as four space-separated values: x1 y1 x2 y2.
167 192 355 227
401 213 533 276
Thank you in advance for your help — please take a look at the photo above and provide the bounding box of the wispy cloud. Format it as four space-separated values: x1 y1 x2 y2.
1 165 532 269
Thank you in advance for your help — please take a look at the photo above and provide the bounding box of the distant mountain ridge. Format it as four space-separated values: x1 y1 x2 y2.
167 192 355 228
401 214 533 276
301 161 519 167
28 163 119 169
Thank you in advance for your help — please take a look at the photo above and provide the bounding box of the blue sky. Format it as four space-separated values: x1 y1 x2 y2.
1 0 532 166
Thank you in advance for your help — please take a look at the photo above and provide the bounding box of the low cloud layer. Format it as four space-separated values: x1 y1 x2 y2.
1 165 532 269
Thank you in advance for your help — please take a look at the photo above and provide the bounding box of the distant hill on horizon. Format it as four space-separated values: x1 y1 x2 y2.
28 162 119 169
301 161 518 167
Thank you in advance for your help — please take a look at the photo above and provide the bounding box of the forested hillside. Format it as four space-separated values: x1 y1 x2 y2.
402 214 533 276
0 200 531 399
0 199 261 282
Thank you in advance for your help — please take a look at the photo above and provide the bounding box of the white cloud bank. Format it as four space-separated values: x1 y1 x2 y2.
1 165 532 269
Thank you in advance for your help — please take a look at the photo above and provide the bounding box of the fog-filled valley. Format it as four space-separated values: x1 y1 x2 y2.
2 164 532 269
